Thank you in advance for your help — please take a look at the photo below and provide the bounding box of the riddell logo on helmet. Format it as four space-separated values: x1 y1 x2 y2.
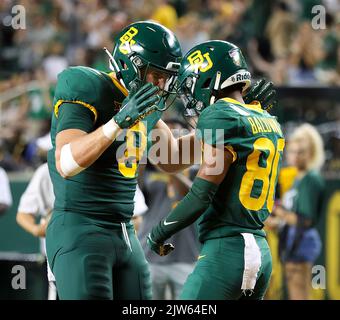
231 73 250 83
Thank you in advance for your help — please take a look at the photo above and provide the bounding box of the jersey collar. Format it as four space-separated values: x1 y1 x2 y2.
221 97 264 114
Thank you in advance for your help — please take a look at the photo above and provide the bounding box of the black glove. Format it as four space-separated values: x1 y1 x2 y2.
147 233 175 256
243 78 277 111
113 83 160 128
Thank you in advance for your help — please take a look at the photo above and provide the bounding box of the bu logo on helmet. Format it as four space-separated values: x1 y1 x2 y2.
187 50 213 72
119 27 139 54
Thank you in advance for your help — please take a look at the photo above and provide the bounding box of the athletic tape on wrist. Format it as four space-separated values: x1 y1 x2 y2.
102 118 121 140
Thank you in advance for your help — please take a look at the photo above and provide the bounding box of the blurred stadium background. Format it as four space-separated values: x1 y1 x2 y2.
0 0 339 300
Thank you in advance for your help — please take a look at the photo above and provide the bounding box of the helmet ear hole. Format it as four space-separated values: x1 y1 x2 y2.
202 77 211 89
120 60 127 70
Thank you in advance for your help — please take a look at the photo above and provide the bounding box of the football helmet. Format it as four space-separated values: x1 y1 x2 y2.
105 21 182 107
177 40 251 114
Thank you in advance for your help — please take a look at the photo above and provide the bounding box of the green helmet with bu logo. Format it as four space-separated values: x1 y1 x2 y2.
177 40 251 114
105 21 182 94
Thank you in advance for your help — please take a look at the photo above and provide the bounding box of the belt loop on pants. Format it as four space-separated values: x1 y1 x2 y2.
121 222 132 252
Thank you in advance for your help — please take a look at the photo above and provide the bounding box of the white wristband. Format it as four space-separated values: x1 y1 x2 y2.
102 118 121 140
60 143 84 177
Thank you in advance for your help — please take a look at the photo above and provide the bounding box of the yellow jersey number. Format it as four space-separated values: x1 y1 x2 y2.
118 122 147 178
239 137 285 211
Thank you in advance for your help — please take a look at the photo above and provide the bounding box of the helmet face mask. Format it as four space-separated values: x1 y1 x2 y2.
107 21 182 109
141 64 180 110
177 64 200 111
177 40 251 115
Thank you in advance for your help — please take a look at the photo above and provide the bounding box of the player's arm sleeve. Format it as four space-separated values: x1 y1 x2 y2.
150 177 218 243
296 174 325 225
53 68 98 134
56 103 95 134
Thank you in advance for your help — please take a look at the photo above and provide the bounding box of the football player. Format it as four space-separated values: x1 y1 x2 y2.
148 40 285 300
46 21 182 300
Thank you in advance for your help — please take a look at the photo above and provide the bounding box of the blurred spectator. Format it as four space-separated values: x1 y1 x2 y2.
42 40 68 83
265 1 296 60
315 14 340 86
176 13 209 54
24 129 53 169
288 21 324 85
16 162 56 300
0 164 12 216
248 38 289 85
328 139 340 171
151 0 178 31
204 0 250 46
272 124 325 300
84 0 111 49
0 69 52 170
110 11 130 39
234 1 289 83
247 0 274 40
0 138 21 172
0 74 31 170
299 0 323 21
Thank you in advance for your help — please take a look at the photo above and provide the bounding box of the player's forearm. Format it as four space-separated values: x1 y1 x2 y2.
153 133 197 173
169 133 201 172
16 213 38 237
149 119 179 170
150 121 200 173
56 120 122 178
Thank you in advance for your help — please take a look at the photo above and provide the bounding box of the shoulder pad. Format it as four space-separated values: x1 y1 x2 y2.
55 66 103 97
53 66 104 120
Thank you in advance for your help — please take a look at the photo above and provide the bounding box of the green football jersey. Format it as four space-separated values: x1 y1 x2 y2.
48 66 161 222
196 98 285 241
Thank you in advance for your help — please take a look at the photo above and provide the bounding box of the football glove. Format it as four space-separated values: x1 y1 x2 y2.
243 78 277 111
113 83 160 128
147 233 175 256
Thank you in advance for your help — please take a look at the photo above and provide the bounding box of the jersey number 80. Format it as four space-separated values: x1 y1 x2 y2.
239 137 285 212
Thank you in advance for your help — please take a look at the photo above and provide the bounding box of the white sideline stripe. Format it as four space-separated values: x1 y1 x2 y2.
241 233 262 290
0 252 44 262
